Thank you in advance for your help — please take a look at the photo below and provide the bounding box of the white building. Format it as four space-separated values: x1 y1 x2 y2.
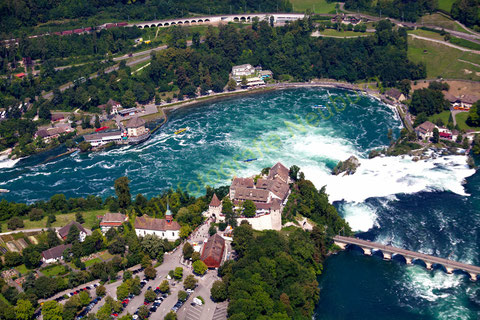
126 117 147 137
41 244 72 264
135 211 181 242
232 64 255 78
84 131 123 147
207 194 224 221
99 212 128 233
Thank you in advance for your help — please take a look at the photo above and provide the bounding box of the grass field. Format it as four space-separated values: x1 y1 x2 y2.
408 29 445 41
419 13 472 34
290 0 338 13
85 258 102 268
450 37 480 51
407 37 480 81
438 0 456 12
99 252 114 261
455 112 480 131
0 209 107 232
41 264 67 277
428 110 451 125
319 29 372 37
15 264 30 275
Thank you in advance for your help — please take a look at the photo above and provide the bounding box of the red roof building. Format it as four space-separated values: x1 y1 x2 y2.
201 234 225 268
209 194 221 207
100 212 127 232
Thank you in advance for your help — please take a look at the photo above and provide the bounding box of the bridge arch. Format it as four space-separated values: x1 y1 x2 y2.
151 24 156 28
164 22 169 26
198 19 203 23
171 22 176 25
240 17 246 22
178 21 183 24
191 20 196 23
143 25 149 28
233 17 239 22
184 21 190 24
205 19 210 22
391 253 407 264
158 23 163 27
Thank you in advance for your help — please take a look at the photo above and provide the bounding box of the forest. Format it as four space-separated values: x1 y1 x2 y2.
0 0 293 38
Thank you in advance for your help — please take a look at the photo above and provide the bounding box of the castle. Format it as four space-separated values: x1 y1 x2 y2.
207 162 291 231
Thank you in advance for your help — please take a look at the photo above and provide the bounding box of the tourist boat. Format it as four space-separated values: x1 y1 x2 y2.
174 128 188 135
0 189 9 193
243 158 257 162
312 105 327 109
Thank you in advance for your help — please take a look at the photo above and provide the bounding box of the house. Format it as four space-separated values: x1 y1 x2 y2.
51 114 65 122
267 162 290 183
207 194 223 221
99 213 128 233
126 117 147 137
118 107 138 117
84 130 123 147
385 88 406 103
57 221 87 242
134 212 181 241
415 121 436 140
245 77 265 87
200 233 225 269
35 126 72 142
232 64 255 79
259 70 273 80
42 244 72 264
107 99 122 114
458 95 479 110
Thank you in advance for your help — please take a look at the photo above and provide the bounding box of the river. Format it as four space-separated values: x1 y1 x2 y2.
1 88 479 319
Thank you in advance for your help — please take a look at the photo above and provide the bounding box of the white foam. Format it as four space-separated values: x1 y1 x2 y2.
338 202 378 232
0 157 22 169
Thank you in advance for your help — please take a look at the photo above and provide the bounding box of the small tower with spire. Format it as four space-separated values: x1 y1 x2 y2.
165 198 173 224
208 193 224 221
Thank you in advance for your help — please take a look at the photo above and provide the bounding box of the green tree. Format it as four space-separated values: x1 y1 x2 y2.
75 212 84 224
114 177 131 209
208 225 217 236
7 217 24 230
183 242 193 260
15 299 34 320
192 260 207 275
42 300 63 320
289 165 300 181
23 249 41 269
242 200 256 218
159 280 170 293
141 255 152 269
144 289 156 303
66 224 80 243
174 267 183 280
94 115 101 129
79 290 90 306
191 252 200 262
183 275 198 290
144 265 157 280
241 76 248 87
210 280 227 302
164 311 177 320
96 285 106 297
232 222 253 258
432 127 440 143
78 141 92 153
28 208 44 221
122 90 137 108
117 282 131 301
227 78 237 91
179 225 192 239
138 306 149 320
4 251 23 267
178 290 188 302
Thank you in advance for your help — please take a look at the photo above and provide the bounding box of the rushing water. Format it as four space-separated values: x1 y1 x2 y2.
1 88 479 319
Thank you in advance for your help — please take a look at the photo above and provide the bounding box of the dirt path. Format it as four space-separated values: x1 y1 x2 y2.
408 34 480 54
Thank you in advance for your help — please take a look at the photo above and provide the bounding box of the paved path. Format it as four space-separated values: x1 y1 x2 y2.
0 227 59 235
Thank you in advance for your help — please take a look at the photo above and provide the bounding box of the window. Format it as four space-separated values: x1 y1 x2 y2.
172 232 174 236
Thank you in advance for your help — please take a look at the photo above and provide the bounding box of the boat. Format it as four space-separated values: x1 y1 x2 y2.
174 128 188 135
243 158 257 162
0 189 9 193
312 105 327 109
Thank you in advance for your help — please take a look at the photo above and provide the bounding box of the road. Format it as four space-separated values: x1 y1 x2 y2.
0 227 59 235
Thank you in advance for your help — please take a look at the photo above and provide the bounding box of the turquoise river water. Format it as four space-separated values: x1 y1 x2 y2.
0 88 479 319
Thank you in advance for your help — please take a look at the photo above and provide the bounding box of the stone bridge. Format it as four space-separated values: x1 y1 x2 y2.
333 236 480 281
131 13 305 29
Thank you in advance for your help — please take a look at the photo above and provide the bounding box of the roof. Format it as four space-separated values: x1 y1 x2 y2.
42 244 72 261
232 64 253 70
459 94 479 104
232 177 254 189
126 117 145 128
386 88 403 99
201 234 225 268
415 121 436 134
254 198 282 211
36 129 49 138
135 216 181 232
118 107 138 115
259 70 273 76
84 130 122 141
444 92 458 103
233 187 270 202
100 213 127 226
256 178 289 200
57 221 87 238
209 194 221 207
51 114 65 121
267 162 289 183
107 99 121 107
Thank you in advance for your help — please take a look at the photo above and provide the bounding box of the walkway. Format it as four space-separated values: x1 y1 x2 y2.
333 236 480 280
408 33 480 54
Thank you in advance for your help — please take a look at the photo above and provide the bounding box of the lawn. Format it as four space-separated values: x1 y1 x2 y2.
418 13 473 34
408 29 445 41
318 29 372 37
85 258 102 268
41 264 67 277
290 0 339 14
455 112 480 131
438 0 456 12
428 110 451 125
450 37 480 51
99 251 114 261
0 209 107 232
15 264 29 275
407 37 480 81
